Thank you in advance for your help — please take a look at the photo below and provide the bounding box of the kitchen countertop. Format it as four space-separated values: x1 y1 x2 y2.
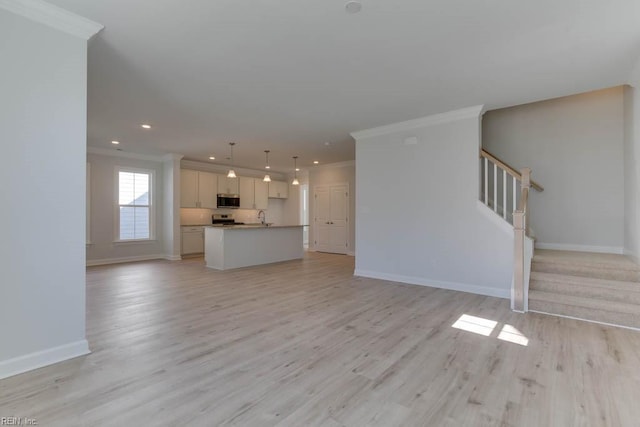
207 224 303 230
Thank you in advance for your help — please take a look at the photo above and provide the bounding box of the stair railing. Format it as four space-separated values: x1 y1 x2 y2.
479 149 543 312
480 149 543 226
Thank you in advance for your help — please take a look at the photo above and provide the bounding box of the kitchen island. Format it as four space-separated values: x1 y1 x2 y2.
204 225 304 270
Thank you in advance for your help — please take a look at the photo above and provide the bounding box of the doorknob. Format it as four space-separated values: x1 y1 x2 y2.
330 222 334 224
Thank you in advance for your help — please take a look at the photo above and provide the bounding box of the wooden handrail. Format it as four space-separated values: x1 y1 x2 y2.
480 149 544 192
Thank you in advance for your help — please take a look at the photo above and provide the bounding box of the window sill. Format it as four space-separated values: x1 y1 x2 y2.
113 239 157 245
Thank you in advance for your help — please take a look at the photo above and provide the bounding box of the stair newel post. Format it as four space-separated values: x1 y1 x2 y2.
513 212 526 312
513 167 532 313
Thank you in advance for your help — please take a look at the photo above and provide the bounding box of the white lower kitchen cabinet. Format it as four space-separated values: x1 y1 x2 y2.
181 226 204 256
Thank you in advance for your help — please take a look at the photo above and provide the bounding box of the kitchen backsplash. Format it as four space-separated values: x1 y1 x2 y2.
181 199 285 225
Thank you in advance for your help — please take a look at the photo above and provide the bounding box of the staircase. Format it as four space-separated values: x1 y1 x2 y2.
529 249 640 329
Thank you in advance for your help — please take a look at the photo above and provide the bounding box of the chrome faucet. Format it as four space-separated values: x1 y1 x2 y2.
257 210 266 225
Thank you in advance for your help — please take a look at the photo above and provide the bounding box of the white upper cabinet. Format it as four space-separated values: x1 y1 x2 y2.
239 177 255 209
181 170 218 208
268 181 288 199
239 177 270 210
181 169 199 208
217 174 239 195
254 180 269 209
197 172 217 209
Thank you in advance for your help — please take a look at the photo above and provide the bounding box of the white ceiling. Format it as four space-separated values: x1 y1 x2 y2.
47 0 640 172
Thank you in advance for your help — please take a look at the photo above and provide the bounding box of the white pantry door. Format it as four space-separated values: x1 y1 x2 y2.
314 184 349 254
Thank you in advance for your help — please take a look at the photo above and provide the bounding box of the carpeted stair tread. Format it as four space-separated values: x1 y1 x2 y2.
528 250 640 329
531 261 640 282
529 290 640 315
529 295 640 329
533 249 639 271
530 272 640 294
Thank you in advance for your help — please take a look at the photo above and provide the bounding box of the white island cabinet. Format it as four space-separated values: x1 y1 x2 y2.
205 225 303 270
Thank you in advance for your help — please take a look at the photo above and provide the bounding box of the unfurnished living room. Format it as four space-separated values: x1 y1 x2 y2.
2 0 640 425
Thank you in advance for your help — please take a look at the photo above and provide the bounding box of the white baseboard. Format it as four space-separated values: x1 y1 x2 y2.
165 254 182 261
535 243 624 254
354 269 510 299
347 251 355 257
624 248 638 263
0 340 90 380
86 254 168 266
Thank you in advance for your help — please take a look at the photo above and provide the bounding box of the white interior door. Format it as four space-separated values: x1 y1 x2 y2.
314 186 330 252
314 184 349 254
329 185 348 254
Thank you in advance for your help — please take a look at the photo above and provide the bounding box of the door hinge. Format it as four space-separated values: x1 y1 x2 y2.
346 192 348 197
315 240 317 244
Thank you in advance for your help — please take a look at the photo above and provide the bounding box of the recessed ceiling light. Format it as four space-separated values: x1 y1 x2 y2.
111 140 120 145
324 142 331 146
345 1 362 14
265 166 270 169
296 168 300 172
209 156 215 160
313 160 319 164
141 124 151 129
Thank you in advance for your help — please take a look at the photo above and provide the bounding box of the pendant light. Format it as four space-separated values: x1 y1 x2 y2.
263 150 271 182
292 156 300 186
227 142 237 178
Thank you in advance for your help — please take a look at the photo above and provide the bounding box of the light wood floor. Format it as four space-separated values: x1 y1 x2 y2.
2 252 640 426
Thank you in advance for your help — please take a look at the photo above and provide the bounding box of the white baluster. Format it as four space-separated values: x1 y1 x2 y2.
503 169 507 219
484 158 488 205
493 163 498 212
512 177 517 216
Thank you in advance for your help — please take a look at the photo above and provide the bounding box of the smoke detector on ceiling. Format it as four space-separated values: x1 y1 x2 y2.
345 1 362 14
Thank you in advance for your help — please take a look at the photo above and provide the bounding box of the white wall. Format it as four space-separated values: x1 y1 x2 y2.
624 82 640 260
483 87 625 253
353 107 513 298
308 163 356 255
0 9 95 378
87 152 166 264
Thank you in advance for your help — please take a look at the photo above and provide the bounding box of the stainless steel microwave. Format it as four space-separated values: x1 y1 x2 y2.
217 194 240 209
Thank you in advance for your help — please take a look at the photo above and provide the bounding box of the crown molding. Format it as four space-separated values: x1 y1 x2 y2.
181 159 288 181
0 0 103 40
350 105 485 140
162 153 184 162
87 146 165 162
309 160 355 171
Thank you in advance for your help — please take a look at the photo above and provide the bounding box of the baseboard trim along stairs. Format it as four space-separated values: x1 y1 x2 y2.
528 249 640 330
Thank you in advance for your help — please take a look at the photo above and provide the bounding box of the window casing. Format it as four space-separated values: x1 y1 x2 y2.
116 168 154 241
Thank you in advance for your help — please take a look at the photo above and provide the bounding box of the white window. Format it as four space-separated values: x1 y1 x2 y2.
116 168 154 241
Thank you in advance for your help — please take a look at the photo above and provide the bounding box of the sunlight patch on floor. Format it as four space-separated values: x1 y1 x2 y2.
498 324 529 346
452 314 529 346
452 314 498 337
